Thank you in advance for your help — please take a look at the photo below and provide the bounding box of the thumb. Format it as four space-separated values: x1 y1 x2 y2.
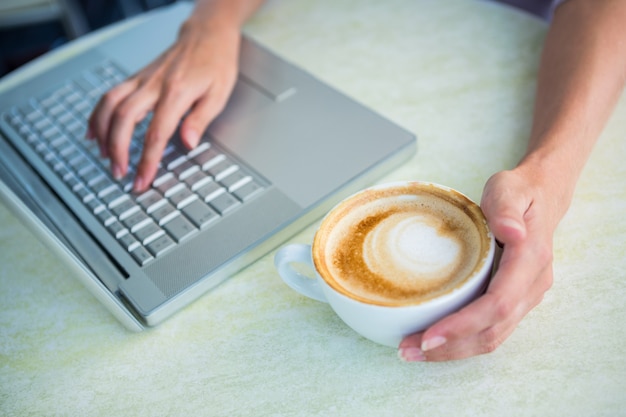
481 173 528 245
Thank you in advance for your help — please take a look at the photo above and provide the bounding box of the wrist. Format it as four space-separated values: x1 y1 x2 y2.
183 0 259 35
180 13 240 41
514 150 577 222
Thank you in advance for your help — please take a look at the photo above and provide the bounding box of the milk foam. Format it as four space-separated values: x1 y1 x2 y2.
364 213 462 280
313 184 489 306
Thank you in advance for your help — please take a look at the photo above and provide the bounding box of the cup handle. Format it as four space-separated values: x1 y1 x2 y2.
274 244 327 303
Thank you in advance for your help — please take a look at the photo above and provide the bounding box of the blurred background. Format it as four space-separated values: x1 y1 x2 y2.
0 0 548 78
0 0 181 77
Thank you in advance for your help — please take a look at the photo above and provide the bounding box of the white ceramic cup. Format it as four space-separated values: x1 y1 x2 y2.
274 182 495 348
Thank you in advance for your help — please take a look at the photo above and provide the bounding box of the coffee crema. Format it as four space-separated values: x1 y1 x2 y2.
312 183 492 306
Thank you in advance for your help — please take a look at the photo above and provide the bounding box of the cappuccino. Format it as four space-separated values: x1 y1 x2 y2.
313 183 491 306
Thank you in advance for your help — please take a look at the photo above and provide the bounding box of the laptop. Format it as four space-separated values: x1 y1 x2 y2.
0 2 416 330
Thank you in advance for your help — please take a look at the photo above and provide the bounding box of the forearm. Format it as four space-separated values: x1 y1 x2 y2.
183 0 265 33
518 0 626 214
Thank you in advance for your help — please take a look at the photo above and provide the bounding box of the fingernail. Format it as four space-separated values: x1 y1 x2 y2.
133 176 144 192
421 336 447 352
500 218 523 232
398 347 425 362
186 128 200 148
112 164 123 180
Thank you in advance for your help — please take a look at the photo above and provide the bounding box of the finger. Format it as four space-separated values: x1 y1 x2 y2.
179 78 235 149
426 271 550 362
397 333 426 362
133 80 201 191
417 239 548 353
88 80 138 157
399 270 550 362
425 318 519 362
481 173 529 244
106 87 158 179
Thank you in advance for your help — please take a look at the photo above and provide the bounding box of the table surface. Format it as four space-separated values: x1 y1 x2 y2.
1 1 625 416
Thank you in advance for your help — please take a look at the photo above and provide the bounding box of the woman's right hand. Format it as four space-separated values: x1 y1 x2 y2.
87 17 241 192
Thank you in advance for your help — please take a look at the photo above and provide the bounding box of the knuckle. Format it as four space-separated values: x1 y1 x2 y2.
162 75 186 97
107 145 126 165
106 136 125 154
540 270 554 293
112 102 134 121
533 242 554 266
482 341 502 355
531 293 546 310
100 91 116 106
101 86 126 106
490 294 515 322
143 126 163 146
528 242 554 292
480 327 504 354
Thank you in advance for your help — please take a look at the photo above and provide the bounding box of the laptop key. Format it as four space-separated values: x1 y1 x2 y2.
130 246 153 266
106 220 127 239
209 192 240 215
196 181 224 202
151 202 179 225
193 148 224 170
186 141 210 158
137 189 165 212
146 234 175 257
117 174 134 193
168 186 197 209
108 192 130 207
162 153 186 170
157 177 183 197
232 180 264 202
96 183 118 199
44 154 63 170
90 175 113 193
118 232 140 252
65 174 81 191
207 159 237 181
96 208 115 226
163 215 196 242
85 196 104 213
101 185 125 202
112 199 140 219
69 156 91 173
151 168 171 187
184 170 211 191
134 221 164 245
172 160 198 180
123 210 151 232
219 169 251 192
34 118 52 133
75 185 94 203
49 135 70 151
182 200 218 229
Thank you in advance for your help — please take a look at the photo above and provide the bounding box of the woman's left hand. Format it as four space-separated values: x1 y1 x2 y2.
398 167 560 361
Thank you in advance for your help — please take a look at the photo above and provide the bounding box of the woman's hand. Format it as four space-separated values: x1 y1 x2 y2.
87 20 241 192
398 166 564 361
397 0 626 360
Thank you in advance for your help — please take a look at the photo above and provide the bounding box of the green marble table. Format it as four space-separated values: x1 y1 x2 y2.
1 1 624 415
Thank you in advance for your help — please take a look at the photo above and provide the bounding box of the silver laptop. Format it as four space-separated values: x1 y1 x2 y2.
0 2 416 330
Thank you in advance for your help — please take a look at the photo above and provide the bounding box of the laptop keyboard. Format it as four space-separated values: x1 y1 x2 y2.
1 61 266 266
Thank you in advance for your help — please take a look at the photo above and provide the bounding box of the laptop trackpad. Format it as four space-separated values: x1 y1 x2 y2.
210 76 274 126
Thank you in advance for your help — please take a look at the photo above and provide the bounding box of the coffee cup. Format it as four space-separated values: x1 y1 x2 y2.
274 181 495 347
